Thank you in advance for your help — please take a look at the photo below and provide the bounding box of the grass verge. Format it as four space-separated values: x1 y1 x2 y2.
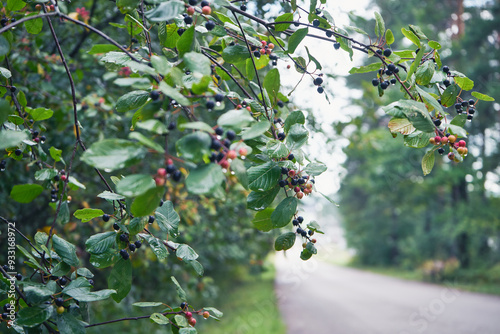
199 261 286 334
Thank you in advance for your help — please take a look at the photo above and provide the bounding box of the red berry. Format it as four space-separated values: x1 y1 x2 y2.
434 136 441 144
185 312 193 319
60 175 67 182
220 160 230 169
448 152 455 160
287 65 291 69
441 137 449 144
157 168 167 177
236 104 242 109
297 192 304 199
268 43 275 49
34 137 40 143
294 186 300 193
260 48 266 55
155 177 165 187
227 150 237 160
187 6 195 15
203 311 210 319
238 147 248 156
189 317 196 327
261 40 267 46
447 135 456 143
458 140 466 147
35 4 41 10
202 6 211 15
288 170 296 177
167 158 174 165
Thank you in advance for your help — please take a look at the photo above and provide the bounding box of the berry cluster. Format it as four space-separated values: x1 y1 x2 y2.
209 127 247 170
454 98 477 121
104 214 144 260
292 216 317 243
179 302 211 328
155 158 182 186
278 167 315 200
313 74 324 94
252 41 279 65
430 134 468 161
371 53 399 90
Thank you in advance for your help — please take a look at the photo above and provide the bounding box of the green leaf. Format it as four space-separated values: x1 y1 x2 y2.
447 124 467 138
116 174 155 197
383 100 434 132
136 119 168 134
263 68 280 99
271 197 298 228
7 0 26 11
222 44 250 63
16 305 53 327
81 139 147 171
108 258 132 303
288 28 308 54
131 187 165 218
88 44 120 55
176 244 198 261
241 121 270 140
422 149 435 176
0 99 12 124
52 234 80 267
248 161 281 192
305 46 322 71
265 140 289 159
293 56 307 73
150 313 170 325
471 91 494 102
275 232 296 251
319 192 339 207
0 130 28 150
454 77 474 91
0 35 10 57
35 169 57 181
388 117 416 135
49 146 62 162
450 114 467 127
171 276 187 301
63 277 116 302
183 52 211 76
230 158 248 189
155 200 180 236
141 234 169 260
401 27 420 46
56 312 86 334
115 90 149 112
10 184 43 203
97 191 125 201
176 25 195 55
217 109 255 131
415 61 435 86
274 13 294 31
284 110 305 132
144 0 185 22
415 86 443 114
252 207 274 231
86 232 117 254
307 221 324 234
158 81 190 106
409 25 428 39
176 132 212 162
186 164 224 195
385 29 394 44
129 132 165 153
24 14 43 34
440 84 460 108
303 162 327 176
286 124 309 149
428 40 441 50
300 248 313 261
74 208 105 223
404 131 433 148
348 62 381 74
374 12 385 38
128 217 147 235
133 302 164 307
90 251 119 269
247 186 280 211
408 46 425 79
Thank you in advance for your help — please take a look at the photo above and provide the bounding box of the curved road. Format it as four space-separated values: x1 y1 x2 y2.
275 247 500 334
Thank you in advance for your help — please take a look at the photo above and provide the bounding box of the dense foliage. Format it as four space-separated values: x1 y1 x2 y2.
0 0 494 332
340 0 500 281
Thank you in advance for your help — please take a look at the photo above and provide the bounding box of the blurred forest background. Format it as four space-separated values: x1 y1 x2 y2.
0 0 498 333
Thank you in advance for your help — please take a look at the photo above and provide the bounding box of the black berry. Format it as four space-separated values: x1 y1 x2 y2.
433 119 442 126
15 273 22 280
200 0 209 6
120 234 129 242
240 4 247 11
312 19 320 27
292 219 299 226
148 215 155 224
278 132 285 141
189 0 197 5
177 28 185 36
2 265 8 271
277 101 284 108
3 304 11 312
113 223 120 231
383 49 392 57
296 228 304 234
55 298 64 307
10 86 16 92
172 170 182 182
129 243 136 252
317 86 324 94
59 277 67 285
288 153 295 161
168 121 176 130
226 130 236 141
135 240 142 248
215 93 224 102
215 127 224 135
438 148 445 155
180 302 188 310
297 216 304 223
334 42 341 50
313 77 323 86
102 214 110 222
469 99 475 105
205 20 215 31
166 164 176 174
326 30 333 38
206 100 215 109
380 81 389 90
443 79 451 87
387 64 396 72
184 16 193 25
442 66 450 73
15 149 22 156
120 249 129 260
279 180 287 187
390 78 397 84
372 78 379 86
150 91 160 100
468 107 475 115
